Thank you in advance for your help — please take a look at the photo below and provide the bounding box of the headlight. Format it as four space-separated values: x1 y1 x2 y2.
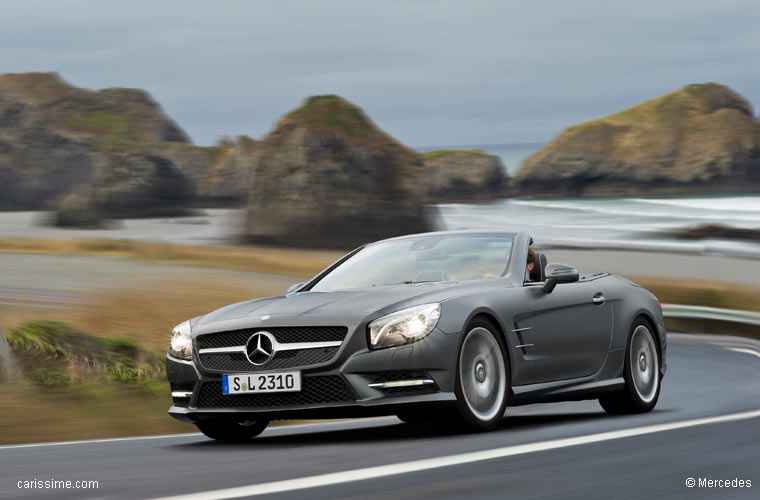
169 320 193 360
369 303 441 349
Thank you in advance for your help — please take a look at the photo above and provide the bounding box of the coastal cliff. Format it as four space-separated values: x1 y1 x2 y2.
0 72 254 221
243 95 433 248
515 83 760 196
422 149 508 201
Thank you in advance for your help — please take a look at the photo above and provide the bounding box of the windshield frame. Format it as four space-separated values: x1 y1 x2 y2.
302 231 516 292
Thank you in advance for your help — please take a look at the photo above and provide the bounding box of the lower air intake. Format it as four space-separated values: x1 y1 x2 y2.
196 376 355 408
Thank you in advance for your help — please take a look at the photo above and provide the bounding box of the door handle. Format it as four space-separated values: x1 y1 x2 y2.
592 293 606 305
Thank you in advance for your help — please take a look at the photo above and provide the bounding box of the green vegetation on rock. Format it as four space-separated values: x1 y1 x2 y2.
285 95 377 138
70 111 143 149
421 149 488 161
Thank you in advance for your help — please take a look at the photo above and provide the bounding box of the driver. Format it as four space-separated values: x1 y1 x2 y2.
525 247 535 282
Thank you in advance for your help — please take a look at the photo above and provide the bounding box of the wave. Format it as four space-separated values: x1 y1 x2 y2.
437 195 760 258
630 197 760 213
504 198 760 222
533 236 760 258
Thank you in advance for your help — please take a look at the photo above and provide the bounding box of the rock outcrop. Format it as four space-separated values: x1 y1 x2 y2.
0 90 94 209
243 95 433 248
0 72 189 145
53 186 107 228
669 223 760 242
0 72 256 221
422 149 508 201
150 135 259 206
515 83 760 196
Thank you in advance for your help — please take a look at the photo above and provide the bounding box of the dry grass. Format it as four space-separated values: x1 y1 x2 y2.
0 279 301 444
2 282 278 353
630 276 760 312
0 383 188 444
0 238 341 277
630 276 760 338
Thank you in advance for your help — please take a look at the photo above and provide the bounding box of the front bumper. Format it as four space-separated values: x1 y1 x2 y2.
166 327 460 423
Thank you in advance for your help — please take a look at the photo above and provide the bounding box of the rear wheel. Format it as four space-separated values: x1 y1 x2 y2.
196 419 269 442
599 319 661 414
450 318 509 432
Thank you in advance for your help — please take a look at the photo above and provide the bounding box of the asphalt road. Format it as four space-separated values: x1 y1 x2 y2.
1 334 759 500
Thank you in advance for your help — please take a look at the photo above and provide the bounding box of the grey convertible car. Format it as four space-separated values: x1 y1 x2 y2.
167 231 666 440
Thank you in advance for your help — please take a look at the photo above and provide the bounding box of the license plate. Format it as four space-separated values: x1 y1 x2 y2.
222 371 301 395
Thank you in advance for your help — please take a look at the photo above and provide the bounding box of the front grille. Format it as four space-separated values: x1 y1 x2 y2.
196 326 348 350
200 347 338 372
196 326 348 372
170 382 195 407
196 376 355 408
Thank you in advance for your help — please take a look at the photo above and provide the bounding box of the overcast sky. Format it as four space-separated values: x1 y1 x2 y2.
2 0 758 147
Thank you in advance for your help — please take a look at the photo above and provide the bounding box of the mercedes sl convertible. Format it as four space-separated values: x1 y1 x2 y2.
167 231 666 440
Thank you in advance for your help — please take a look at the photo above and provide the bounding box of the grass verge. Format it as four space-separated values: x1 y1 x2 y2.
0 320 185 444
0 238 341 277
626 276 760 338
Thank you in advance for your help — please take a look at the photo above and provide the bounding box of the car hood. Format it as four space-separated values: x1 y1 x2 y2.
192 281 496 334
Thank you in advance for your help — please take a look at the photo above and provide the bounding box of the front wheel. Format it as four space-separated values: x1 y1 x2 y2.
451 318 509 432
599 319 661 414
196 419 269 442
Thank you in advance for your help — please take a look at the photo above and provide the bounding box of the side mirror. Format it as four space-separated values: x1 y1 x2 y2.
286 282 306 294
541 263 579 293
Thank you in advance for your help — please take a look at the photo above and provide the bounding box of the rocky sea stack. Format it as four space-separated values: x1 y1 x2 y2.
515 83 760 197
0 72 255 222
422 149 508 201
244 95 433 248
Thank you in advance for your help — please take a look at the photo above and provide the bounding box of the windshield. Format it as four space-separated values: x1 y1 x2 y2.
310 233 514 292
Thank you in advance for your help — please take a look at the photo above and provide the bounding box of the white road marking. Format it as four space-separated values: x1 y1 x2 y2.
669 333 760 349
0 433 203 450
726 347 760 359
670 333 760 359
148 408 760 500
0 417 396 450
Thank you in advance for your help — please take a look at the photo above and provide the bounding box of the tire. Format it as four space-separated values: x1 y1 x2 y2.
599 318 661 415
450 317 510 432
196 419 269 442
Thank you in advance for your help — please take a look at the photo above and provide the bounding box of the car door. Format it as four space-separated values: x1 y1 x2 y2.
524 277 613 383
495 289 535 386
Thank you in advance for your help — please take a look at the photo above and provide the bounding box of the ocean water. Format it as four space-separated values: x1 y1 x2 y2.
0 195 757 257
436 195 760 257
415 142 760 256
415 142 545 176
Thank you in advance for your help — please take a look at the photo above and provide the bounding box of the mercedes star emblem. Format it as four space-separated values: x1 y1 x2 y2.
245 331 276 365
